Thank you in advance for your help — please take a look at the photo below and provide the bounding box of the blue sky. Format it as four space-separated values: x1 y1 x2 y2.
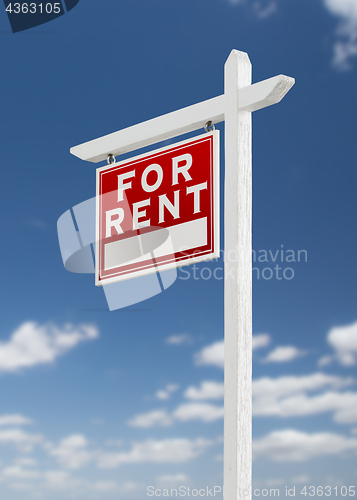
1 0 357 497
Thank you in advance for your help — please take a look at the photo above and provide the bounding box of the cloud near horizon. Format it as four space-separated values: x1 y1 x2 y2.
253 372 357 423
0 414 33 427
253 428 357 461
128 372 357 427
324 320 357 366
0 322 99 372
165 333 193 345
262 345 307 363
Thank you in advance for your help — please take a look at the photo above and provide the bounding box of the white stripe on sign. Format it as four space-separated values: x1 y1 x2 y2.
161 217 207 255
104 217 207 271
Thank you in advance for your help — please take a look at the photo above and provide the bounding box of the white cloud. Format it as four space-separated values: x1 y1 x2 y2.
0 428 44 452
130 372 226 425
253 429 357 461
264 478 285 487
92 481 119 491
225 0 356 68
255 390 357 422
97 438 213 469
252 334 271 350
0 322 99 372
317 355 334 367
156 384 179 400
292 475 311 484
262 346 306 363
224 0 277 19
195 334 270 369
333 394 357 423
173 403 224 423
128 400 224 427
332 39 357 69
47 435 94 469
122 481 140 492
184 381 224 400
44 470 83 490
324 0 357 21
156 391 170 400
325 320 357 365
157 473 189 487
253 372 352 399
127 410 173 428
195 341 224 369
322 0 357 69
1 466 40 480
7 482 34 490
225 0 245 5
105 439 123 447
0 415 32 426
165 334 193 345
15 458 37 467
253 372 356 420
253 1 277 18
132 372 357 427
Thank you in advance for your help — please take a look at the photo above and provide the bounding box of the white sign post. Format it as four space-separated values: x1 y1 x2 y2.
71 49 294 500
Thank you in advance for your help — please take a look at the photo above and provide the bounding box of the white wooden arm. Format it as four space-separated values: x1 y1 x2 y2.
70 75 294 163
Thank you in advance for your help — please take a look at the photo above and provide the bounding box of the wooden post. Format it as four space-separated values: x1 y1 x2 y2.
69 49 295 500
224 50 253 500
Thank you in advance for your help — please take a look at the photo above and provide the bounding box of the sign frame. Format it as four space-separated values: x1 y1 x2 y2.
95 130 220 287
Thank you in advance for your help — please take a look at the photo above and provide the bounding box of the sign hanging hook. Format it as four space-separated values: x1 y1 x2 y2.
204 121 215 133
107 154 116 165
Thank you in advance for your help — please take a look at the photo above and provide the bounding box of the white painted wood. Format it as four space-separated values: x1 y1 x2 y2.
224 49 252 500
69 49 295 500
70 76 294 163
71 95 225 163
239 74 295 112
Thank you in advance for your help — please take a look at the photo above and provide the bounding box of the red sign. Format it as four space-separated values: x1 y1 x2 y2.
95 131 220 285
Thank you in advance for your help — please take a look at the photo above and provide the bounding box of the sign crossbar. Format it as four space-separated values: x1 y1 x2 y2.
70 50 294 500
70 74 294 163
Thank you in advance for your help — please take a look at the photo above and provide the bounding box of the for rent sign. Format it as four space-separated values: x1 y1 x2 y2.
95 131 220 286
